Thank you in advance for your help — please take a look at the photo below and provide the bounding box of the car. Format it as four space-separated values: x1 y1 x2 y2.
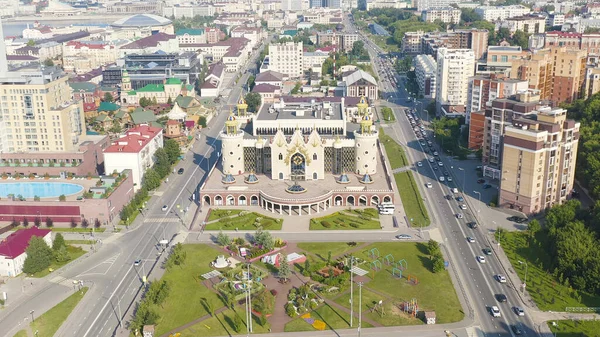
508 216 528 223
445 194 452 200
420 141 426 146
476 256 486 263
435 156 442 162
511 324 524 335
438 161 444 167
451 188 459 194
426 182 433 188
467 236 475 243
513 306 525 316
456 213 464 219
456 196 464 202
428 157 435 163
177 168 184 174
444 171 449 176
483 184 492 189
477 179 486 184
447 176 453 182
433 151 439 156
490 306 501 317
134 259 141 266
459 204 467 210
162 205 168 212
439 176 445 182
483 247 492 255
396 234 412 240
433 165 438 170
495 293 507 302
417 161 423 167
468 222 478 229
496 275 507 283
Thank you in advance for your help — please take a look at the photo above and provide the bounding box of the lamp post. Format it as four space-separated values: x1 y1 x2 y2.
518 260 528 292
473 191 481 213
458 167 465 193
358 282 363 337
349 256 354 327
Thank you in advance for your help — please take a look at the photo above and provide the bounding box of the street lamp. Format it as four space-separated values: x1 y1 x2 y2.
518 260 528 292
358 282 363 337
473 191 481 213
458 167 465 193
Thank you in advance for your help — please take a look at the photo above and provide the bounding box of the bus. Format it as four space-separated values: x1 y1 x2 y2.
378 202 395 215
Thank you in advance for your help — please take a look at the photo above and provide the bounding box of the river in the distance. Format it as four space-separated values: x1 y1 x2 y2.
2 21 110 37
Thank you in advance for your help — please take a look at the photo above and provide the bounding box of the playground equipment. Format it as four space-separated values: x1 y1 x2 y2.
396 259 408 270
369 248 380 259
407 274 419 285
392 267 403 279
372 300 386 317
401 298 418 317
383 254 395 266
370 260 382 271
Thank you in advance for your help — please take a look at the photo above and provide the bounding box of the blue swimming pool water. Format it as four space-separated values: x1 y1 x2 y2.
0 182 84 198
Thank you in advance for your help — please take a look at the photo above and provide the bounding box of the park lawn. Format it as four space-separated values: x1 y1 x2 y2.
12 330 27 337
153 244 228 336
381 107 396 123
334 288 423 327
343 208 379 219
501 231 600 310
310 212 380 230
32 245 86 278
205 212 282 231
284 302 374 332
549 320 600 337
30 287 88 337
394 172 430 227
351 242 463 324
65 240 96 245
379 128 408 169
297 242 363 262
178 306 271 337
207 209 244 221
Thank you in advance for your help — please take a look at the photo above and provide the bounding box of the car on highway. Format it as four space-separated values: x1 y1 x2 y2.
483 247 492 255
438 161 444 167
447 176 453 182
456 213 463 219
417 161 423 167
426 182 433 188
134 259 141 266
495 293 507 302
433 151 438 156
456 196 464 202
432 165 438 170
162 205 168 212
495 275 507 283
439 176 445 182
511 324 524 335
178 168 184 174
395 234 412 240
428 157 435 163
490 306 501 317
459 204 467 210
466 236 475 243
467 222 478 229
420 141 426 146
444 171 449 176
451 188 459 194
513 306 525 316
445 194 452 200
476 256 486 263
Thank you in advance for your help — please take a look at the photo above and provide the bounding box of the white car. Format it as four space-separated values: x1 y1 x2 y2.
491 306 501 317
514 306 525 316
466 237 475 243
162 205 168 212
433 151 438 156
395 234 412 240
459 204 467 210
439 176 445 182
447 176 453 182
429 157 435 163
496 275 507 283
426 182 433 189
417 161 423 167
456 213 463 219
451 188 459 194
477 256 486 263
438 162 444 167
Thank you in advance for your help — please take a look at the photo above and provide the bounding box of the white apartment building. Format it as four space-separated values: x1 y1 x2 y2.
466 75 529 124
366 0 410 10
268 41 303 78
416 0 467 12
0 67 85 153
435 48 476 115
422 8 461 24
303 51 329 71
497 15 546 34
62 41 118 74
103 125 164 191
281 0 302 11
176 29 207 45
414 54 437 98
162 4 215 18
474 5 531 21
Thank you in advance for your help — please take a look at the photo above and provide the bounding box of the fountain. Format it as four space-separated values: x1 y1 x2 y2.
213 255 230 269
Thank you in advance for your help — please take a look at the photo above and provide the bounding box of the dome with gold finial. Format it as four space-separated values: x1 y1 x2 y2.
357 96 368 111
237 95 248 116
224 110 239 135
360 113 373 134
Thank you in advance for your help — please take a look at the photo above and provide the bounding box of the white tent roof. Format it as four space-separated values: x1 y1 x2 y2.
168 102 187 120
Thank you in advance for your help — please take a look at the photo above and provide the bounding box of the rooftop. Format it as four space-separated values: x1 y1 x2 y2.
0 227 51 259
176 29 205 36
112 14 172 28
256 99 344 121
252 83 280 93
120 33 176 50
103 125 162 153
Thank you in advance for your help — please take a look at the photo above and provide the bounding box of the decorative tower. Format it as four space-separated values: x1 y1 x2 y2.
121 69 132 92
354 97 378 175
237 95 248 117
221 110 245 176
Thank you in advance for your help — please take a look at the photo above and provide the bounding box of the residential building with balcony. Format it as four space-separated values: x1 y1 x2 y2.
268 41 304 78
474 5 531 21
62 41 118 74
413 54 437 98
422 8 461 24
435 48 475 117
498 15 546 35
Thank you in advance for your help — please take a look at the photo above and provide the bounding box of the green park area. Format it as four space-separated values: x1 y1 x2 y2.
33 245 86 278
380 107 396 123
394 172 430 227
12 287 89 337
310 209 380 230
205 209 283 230
379 128 408 169
549 319 600 337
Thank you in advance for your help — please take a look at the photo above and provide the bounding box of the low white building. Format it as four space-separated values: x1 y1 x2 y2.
103 125 164 191
303 51 329 71
497 15 546 34
474 5 531 21
414 54 437 98
0 227 52 277
422 8 461 24
201 62 225 97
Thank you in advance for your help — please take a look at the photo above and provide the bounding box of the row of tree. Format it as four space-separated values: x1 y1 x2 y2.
426 240 446 273
23 233 70 274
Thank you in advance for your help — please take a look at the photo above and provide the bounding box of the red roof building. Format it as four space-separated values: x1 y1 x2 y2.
0 227 52 277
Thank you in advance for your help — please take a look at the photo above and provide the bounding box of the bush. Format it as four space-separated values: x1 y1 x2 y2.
285 303 296 317
349 222 360 228
321 221 332 228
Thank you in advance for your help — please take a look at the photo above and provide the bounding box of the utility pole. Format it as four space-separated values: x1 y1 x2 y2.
358 282 362 337
247 263 253 333
350 256 354 327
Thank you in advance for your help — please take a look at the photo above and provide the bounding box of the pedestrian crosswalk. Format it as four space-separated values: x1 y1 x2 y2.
143 217 181 223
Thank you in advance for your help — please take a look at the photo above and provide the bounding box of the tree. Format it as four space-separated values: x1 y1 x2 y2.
139 97 151 107
131 300 160 332
432 255 445 273
427 239 440 256
45 217 53 228
254 227 274 251
26 39 35 47
248 75 256 91
34 217 41 227
164 139 181 165
327 251 332 265
151 97 158 105
527 219 541 240
290 82 302 94
52 233 66 251
172 243 187 266
245 92 262 112
43 58 54 67
352 40 365 56
142 168 161 191
304 259 311 273
167 96 173 105
217 230 231 246
460 8 479 23
54 245 70 262
103 92 114 102
510 30 530 50
199 116 207 128
109 119 122 134
233 313 243 332
23 236 54 274
147 280 170 307
278 253 291 281
22 217 29 228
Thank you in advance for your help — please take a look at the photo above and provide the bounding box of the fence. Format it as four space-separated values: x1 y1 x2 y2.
565 307 600 313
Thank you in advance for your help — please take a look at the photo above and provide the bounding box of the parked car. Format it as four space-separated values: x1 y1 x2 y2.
178 168 184 174
483 184 492 189
477 179 486 184
508 216 528 223
134 259 141 266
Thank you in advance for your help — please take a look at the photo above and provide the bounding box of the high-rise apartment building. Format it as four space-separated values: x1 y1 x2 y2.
422 8 461 24
474 5 531 21
413 54 437 98
0 66 85 153
499 108 580 214
268 41 304 78
416 0 467 12
403 29 488 60
435 48 475 116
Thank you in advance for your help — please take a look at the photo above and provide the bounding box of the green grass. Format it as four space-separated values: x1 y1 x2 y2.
153 244 230 336
501 231 600 310
32 245 86 278
178 306 271 337
379 128 408 169
284 303 374 332
394 172 430 227
207 209 244 221
380 107 396 123
12 330 27 337
30 287 88 337
309 212 380 230
297 242 363 261
65 240 96 245
549 320 600 337
205 211 282 231
349 242 463 324
345 208 379 219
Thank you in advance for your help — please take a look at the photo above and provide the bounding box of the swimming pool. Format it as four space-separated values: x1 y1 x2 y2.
0 182 84 198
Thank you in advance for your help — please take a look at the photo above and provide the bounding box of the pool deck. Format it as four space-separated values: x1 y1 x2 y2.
0 177 96 201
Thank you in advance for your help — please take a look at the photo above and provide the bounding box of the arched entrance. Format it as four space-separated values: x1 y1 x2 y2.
226 195 235 205
204 195 211 206
359 195 367 206
238 195 247 205
290 153 306 181
250 195 259 205
347 195 355 206
334 195 343 206
371 195 379 205
215 195 223 206
383 195 391 203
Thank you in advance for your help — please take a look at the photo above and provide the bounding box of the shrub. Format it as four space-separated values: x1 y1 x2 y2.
321 221 332 228
285 303 296 317
33 195 40 201
59 194 66 201
45 217 53 228
310 300 319 310
349 222 360 228
347 242 357 246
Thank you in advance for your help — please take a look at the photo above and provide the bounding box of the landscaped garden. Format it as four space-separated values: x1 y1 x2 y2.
205 209 283 230
380 107 396 123
379 128 408 169
548 319 600 337
394 171 430 227
309 209 380 230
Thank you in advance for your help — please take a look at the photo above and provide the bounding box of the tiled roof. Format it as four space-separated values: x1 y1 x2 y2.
165 78 182 85
0 227 51 259
83 102 97 112
69 82 97 92
98 101 120 112
206 62 225 79
95 113 112 122
120 33 176 50
137 84 165 92
6 55 38 61
176 29 205 36
175 96 194 108
130 110 158 125
104 125 162 153
65 41 114 50
252 83 279 93
256 70 284 82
